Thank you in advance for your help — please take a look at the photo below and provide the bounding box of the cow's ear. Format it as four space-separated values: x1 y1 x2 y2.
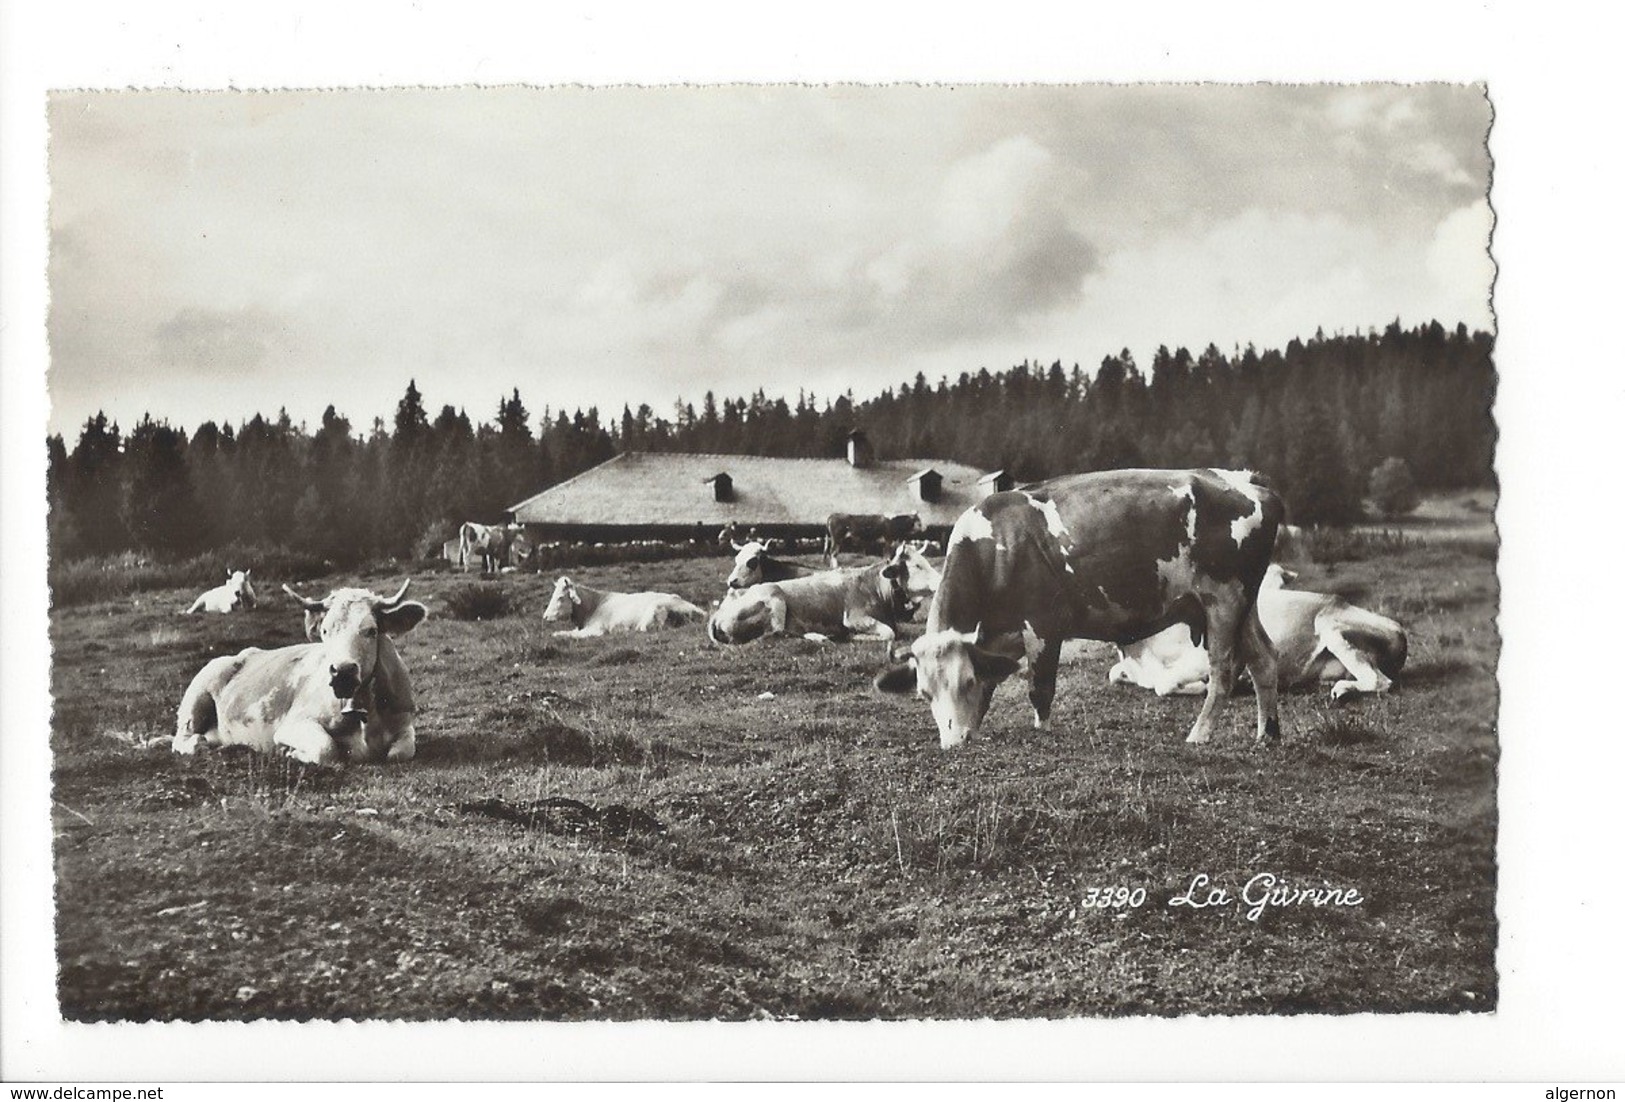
377 600 429 636
968 646 1021 682
302 609 324 642
873 661 918 695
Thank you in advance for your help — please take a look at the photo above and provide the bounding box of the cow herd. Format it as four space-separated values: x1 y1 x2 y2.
172 467 1412 762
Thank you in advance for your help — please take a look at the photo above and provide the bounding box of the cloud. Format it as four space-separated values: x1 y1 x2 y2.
43 85 1495 438
151 306 285 373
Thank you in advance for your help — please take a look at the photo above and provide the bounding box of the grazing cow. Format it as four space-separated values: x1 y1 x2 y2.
1108 564 1408 700
543 577 707 638
182 569 258 614
875 469 1284 749
173 580 428 764
459 521 522 574
823 512 924 567
725 540 820 590
708 545 915 645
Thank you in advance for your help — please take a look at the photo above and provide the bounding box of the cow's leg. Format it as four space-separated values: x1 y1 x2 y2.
842 609 897 642
385 725 418 763
1240 605 1282 743
1322 628 1392 700
350 720 416 764
766 595 791 637
173 683 217 754
273 719 345 766
1028 636 1062 731
1186 597 1242 745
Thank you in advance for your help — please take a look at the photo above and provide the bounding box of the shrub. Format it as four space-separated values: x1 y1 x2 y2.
441 582 518 621
1303 527 1412 565
1368 457 1421 518
47 545 332 609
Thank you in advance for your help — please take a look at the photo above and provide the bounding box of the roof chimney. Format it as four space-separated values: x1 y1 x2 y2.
704 472 734 503
908 468 943 504
846 429 874 468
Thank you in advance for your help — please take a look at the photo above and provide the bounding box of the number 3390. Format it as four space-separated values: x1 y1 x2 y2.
1080 886 1147 909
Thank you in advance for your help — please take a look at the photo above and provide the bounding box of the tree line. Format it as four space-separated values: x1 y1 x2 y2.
47 319 1495 564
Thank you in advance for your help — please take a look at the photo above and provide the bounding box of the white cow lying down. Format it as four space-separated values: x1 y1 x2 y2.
1109 565 1408 700
174 580 427 764
543 576 707 638
182 569 257 614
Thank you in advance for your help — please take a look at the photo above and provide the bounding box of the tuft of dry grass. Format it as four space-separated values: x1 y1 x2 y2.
441 582 520 621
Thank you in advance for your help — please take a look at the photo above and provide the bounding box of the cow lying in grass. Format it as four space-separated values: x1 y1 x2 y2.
725 540 819 590
708 544 934 645
182 569 257 614
173 580 427 764
543 576 708 638
1108 564 1408 700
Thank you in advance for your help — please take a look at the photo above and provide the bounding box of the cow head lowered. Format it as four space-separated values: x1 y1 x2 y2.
875 629 1023 749
282 580 428 710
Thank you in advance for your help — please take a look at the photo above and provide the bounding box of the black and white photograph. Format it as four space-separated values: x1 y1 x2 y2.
39 79 1498 1017
3 3 1623 1087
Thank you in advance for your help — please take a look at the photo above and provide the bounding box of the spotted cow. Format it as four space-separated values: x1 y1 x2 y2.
823 512 924 567
459 522 522 574
709 544 919 645
876 469 1284 749
173 580 427 764
1108 564 1408 700
725 540 820 591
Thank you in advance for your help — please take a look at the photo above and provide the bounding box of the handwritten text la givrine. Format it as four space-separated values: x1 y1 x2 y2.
1170 873 1364 922
1078 874 1365 922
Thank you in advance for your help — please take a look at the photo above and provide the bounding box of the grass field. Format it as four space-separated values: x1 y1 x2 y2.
49 525 1499 1020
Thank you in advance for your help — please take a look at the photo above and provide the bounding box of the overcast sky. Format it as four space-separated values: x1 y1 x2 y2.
46 84 1493 439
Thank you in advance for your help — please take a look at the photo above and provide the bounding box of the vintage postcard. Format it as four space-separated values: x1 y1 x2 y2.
3 4 1619 1087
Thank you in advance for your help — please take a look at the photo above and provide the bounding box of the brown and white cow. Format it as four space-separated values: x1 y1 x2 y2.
876 469 1284 749
182 569 258 614
709 545 917 645
1108 564 1408 700
725 540 820 591
459 521 523 574
823 512 924 567
173 580 428 764
543 577 708 638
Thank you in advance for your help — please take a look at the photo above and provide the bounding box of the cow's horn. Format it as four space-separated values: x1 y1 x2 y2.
379 579 412 606
282 583 325 610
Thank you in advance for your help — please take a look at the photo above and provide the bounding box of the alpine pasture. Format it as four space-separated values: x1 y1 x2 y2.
50 505 1498 1020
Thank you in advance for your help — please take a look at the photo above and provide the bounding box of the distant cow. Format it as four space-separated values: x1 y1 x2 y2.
718 521 763 547
708 545 916 645
726 540 820 590
459 522 521 573
823 512 924 567
173 580 428 764
876 469 1284 749
182 569 257 615
542 577 708 638
1108 564 1408 700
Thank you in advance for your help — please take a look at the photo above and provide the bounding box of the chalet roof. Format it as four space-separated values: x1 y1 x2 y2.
508 451 989 527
